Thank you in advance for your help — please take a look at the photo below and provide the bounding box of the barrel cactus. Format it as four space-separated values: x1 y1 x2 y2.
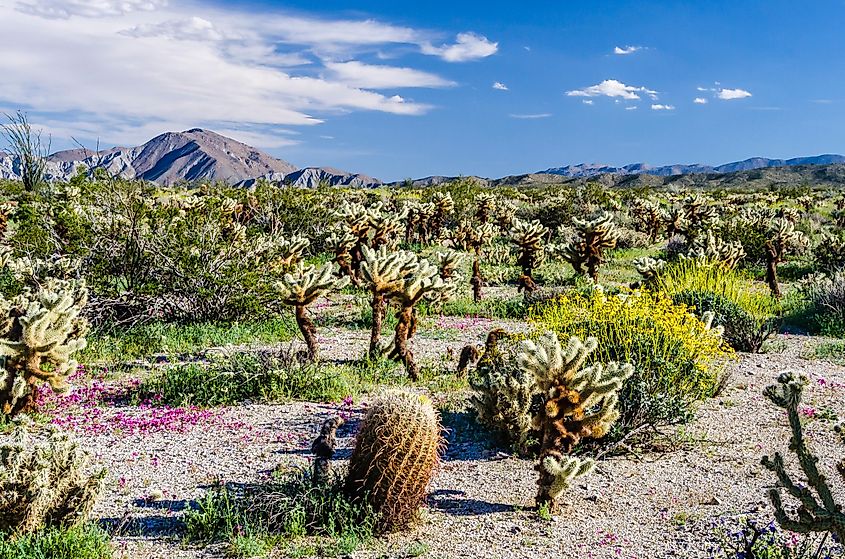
345 391 442 532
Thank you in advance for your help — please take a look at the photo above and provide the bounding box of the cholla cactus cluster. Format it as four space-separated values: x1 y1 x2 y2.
682 230 746 269
761 372 844 541
631 198 664 243
360 247 453 378
449 220 497 302
276 263 349 360
0 277 88 418
330 201 406 280
509 219 549 293
0 424 106 535
517 332 633 512
558 212 619 281
632 256 667 283
475 193 496 224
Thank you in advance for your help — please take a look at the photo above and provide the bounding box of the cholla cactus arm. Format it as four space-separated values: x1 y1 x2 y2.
632 256 666 283
542 454 595 500
433 250 464 280
761 372 845 541
277 234 309 267
276 263 349 360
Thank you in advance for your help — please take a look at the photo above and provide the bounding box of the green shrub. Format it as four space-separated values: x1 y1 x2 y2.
135 351 358 407
185 471 375 557
672 290 779 352
529 289 732 438
0 524 112 559
796 271 845 337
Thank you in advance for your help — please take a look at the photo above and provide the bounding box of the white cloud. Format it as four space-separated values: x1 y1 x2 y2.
16 0 165 19
582 99 594 105
567 79 657 101
0 1 500 148
625 106 638 110
421 32 498 62
492 81 508 91
613 45 642 55
716 88 752 100
509 113 552 119
325 61 455 89
651 104 675 110
696 86 708 92
693 97 708 104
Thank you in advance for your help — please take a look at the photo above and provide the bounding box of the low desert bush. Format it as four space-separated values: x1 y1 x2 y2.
796 270 845 337
134 351 358 407
0 524 113 559
184 471 376 557
529 289 732 437
672 291 779 352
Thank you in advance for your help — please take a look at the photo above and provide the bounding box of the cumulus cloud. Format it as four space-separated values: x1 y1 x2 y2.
716 88 752 100
651 104 674 110
567 79 657 101
0 1 498 148
492 81 508 91
693 97 708 104
325 61 455 89
509 113 552 119
613 45 642 55
421 32 498 62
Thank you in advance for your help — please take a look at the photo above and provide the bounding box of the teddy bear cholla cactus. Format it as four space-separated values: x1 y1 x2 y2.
761 372 844 541
765 218 809 297
631 198 663 243
509 219 549 293
559 212 619 281
518 332 633 513
0 278 88 418
360 246 419 357
276 263 349 360
1 425 106 535
632 256 667 283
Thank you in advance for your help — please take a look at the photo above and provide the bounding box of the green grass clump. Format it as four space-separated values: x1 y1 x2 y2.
809 341 845 365
134 352 363 406
184 471 376 558
530 288 733 436
0 525 113 559
81 319 297 364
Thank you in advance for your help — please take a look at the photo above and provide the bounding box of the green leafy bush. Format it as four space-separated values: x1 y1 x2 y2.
672 291 779 352
529 289 732 437
797 270 845 337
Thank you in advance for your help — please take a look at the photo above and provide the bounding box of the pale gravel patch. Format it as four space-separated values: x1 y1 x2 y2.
6 334 844 558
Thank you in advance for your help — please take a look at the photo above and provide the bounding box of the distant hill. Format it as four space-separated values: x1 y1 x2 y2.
538 154 845 178
0 128 380 188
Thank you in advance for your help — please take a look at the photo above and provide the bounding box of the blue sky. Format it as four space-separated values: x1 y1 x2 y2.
1 0 843 180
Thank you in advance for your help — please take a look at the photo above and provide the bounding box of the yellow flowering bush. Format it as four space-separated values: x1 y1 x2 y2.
530 288 733 436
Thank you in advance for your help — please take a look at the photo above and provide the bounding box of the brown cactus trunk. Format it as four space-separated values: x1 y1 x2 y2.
471 253 483 302
369 293 385 357
389 305 418 380
295 305 319 360
764 241 781 298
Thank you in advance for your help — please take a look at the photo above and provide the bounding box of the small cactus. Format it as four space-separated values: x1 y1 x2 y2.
631 199 663 243
475 193 496 223
632 256 667 283
0 425 106 535
509 219 549 293
345 391 442 532
276 263 349 360
558 212 619 281
683 230 745 269
761 372 844 541
518 332 632 513
764 218 808 297
360 246 418 357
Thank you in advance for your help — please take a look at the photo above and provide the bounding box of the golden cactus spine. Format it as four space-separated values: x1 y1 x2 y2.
344 391 442 532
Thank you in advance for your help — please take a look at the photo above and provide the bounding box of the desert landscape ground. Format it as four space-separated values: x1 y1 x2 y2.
0 140 844 558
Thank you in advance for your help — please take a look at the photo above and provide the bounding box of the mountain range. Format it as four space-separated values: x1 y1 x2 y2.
0 128 380 189
1 127 844 188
